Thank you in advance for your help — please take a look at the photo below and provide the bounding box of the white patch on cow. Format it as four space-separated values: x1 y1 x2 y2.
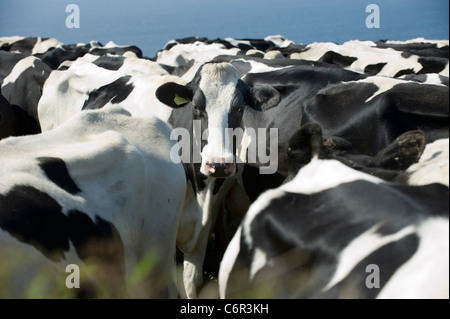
386 38 449 49
31 37 62 55
239 59 292 77
281 157 383 195
218 226 242 298
322 224 416 292
1 56 37 87
264 50 284 60
0 36 25 46
249 247 268 281
156 42 240 67
442 62 449 77
224 38 251 48
264 35 294 48
198 63 240 173
377 218 449 299
346 76 442 103
406 138 449 186
342 40 377 48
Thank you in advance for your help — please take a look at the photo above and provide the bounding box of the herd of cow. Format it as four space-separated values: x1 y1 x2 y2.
0 35 448 299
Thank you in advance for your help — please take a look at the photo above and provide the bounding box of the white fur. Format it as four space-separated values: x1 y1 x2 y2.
377 218 449 299
407 138 449 186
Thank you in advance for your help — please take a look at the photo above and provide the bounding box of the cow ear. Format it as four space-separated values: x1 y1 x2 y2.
155 82 192 108
249 86 281 111
375 130 425 170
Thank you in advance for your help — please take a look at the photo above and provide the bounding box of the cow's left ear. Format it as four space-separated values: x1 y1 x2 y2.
249 86 281 111
155 82 192 108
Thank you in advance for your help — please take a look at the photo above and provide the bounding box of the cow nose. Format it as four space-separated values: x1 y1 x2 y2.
205 159 235 178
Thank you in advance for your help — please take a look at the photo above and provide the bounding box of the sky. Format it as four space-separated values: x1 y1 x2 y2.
0 0 448 57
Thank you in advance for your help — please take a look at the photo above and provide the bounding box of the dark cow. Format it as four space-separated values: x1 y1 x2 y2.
285 123 426 182
0 106 204 298
301 76 449 156
219 125 449 299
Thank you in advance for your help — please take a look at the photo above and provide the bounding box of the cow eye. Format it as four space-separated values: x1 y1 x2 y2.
193 105 202 117
237 107 244 113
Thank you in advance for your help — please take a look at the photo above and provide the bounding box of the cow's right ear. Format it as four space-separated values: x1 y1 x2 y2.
155 82 192 108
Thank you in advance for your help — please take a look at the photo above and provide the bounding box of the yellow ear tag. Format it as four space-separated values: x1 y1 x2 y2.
174 93 189 106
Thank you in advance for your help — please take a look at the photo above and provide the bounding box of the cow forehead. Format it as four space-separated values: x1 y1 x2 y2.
200 63 240 84
198 63 241 111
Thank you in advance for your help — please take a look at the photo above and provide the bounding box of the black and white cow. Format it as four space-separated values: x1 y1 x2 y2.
291 40 449 77
301 76 449 156
0 107 204 298
37 53 177 131
155 61 283 297
0 36 63 55
0 51 52 128
219 125 449 299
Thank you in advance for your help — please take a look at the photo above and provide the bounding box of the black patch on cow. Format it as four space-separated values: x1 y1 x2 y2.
35 47 88 69
401 51 413 59
10 103 41 135
1 37 38 54
439 75 449 86
0 185 71 261
213 179 225 195
0 185 125 270
242 164 285 201
230 60 252 77
364 63 387 76
394 68 415 78
37 157 81 195
67 210 125 268
319 51 357 68
417 57 448 75
89 45 143 58
82 76 134 110
92 55 125 71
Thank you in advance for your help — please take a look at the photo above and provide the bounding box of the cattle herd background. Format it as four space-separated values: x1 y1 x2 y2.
0 35 449 299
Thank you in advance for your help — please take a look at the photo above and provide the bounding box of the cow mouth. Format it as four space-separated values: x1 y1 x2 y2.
204 162 235 178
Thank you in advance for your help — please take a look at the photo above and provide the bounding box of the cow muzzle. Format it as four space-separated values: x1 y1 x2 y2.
203 158 236 178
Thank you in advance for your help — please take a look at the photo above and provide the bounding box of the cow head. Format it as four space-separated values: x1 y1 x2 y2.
156 62 280 178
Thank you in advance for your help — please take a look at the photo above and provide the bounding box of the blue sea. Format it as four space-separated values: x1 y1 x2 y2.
0 0 448 58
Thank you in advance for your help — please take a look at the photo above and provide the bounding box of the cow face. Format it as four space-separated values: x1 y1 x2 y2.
156 62 280 178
